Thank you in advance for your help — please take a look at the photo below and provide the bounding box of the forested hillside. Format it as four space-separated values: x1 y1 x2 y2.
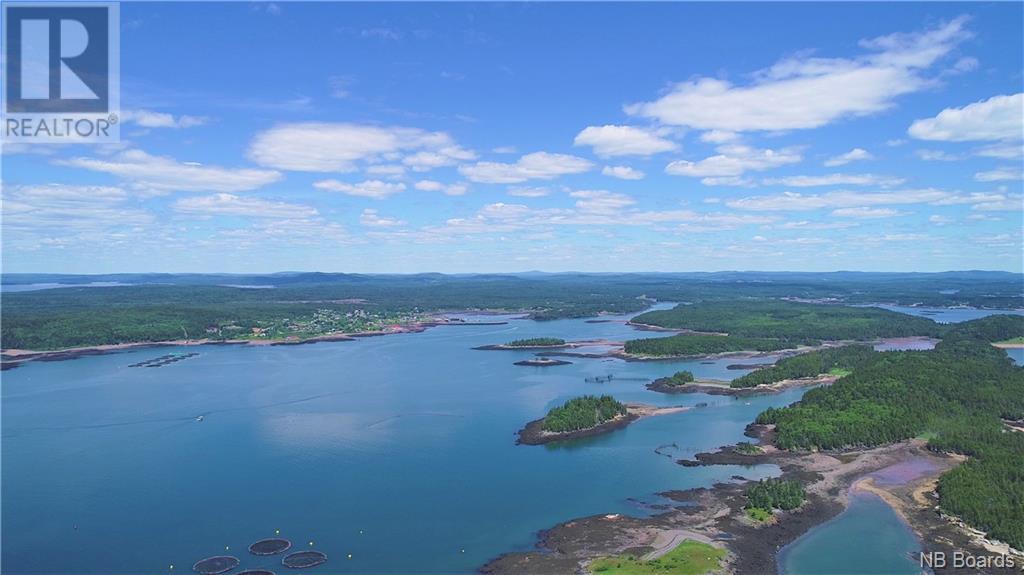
755 332 1024 548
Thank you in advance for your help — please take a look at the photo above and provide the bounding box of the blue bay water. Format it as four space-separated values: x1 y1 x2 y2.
869 304 1024 324
5 306 1021 574
3 307 796 575
777 491 922 575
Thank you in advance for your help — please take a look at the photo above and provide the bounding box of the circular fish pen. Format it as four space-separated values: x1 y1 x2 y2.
192 556 240 575
249 538 292 556
282 550 328 569
237 571 276 575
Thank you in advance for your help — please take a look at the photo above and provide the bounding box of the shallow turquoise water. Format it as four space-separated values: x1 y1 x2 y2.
777 490 922 575
2 306 796 574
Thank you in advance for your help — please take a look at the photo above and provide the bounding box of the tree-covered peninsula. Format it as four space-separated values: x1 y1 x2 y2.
755 319 1024 549
624 334 794 357
730 345 877 388
631 300 943 341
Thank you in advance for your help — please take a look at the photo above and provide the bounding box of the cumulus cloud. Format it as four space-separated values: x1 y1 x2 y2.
763 173 904 187
665 144 801 180
58 149 281 193
248 122 472 172
313 179 406 199
824 148 873 167
458 152 593 184
173 193 318 219
573 125 677 157
602 165 645 180
359 208 406 227
908 93 1023 141
121 109 207 128
414 180 470 196
626 18 970 132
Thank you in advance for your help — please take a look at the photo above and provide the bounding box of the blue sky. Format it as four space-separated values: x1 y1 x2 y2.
2 2 1022 273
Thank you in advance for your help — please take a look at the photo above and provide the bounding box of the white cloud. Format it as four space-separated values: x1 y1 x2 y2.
248 122 471 172
665 144 801 178
413 180 470 196
359 208 405 227
602 165 645 180
976 143 1023 159
908 93 1023 142
1 184 153 235
121 109 207 129
507 186 550 198
700 130 740 144
59 149 281 193
569 190 636 214
824 148 873 167
974 167 1023 182
969 194 1022 211
727 188 953 211
573 125 677 157
763 173 904 187
929 214 953 225
626 18 969 132
402 147 477 172
915 149 963 162
313 179 406 199
365 164 407 177
831 206 906 219
173 193 318 219
458 152 593 184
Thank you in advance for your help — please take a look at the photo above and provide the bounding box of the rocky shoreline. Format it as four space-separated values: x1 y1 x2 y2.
482 423 1017 575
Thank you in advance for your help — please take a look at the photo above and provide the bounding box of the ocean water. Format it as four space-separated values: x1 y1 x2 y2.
4 305 1020 574
2 306 796 575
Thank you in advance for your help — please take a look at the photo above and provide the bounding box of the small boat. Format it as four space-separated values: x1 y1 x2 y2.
195 415 204 422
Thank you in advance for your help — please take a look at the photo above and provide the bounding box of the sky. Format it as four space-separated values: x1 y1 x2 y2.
2 2 1022 274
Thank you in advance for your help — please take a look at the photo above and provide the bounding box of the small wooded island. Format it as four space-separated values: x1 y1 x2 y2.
475 337 568 350
517 395 690 445
646 370 697 393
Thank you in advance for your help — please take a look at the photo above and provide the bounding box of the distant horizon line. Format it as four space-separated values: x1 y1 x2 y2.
2 269 1022 277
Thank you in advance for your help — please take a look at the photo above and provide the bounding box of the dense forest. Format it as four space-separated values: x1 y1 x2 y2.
624 334 795 357
505 338 566 347
754 317 1024 548
2 272 1021 350
631 300 944 341
730 345 877 388
541 395 627 433
745 478 806 513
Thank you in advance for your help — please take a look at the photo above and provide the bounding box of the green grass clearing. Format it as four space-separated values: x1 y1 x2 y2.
588 539 726 575
745 507 772 522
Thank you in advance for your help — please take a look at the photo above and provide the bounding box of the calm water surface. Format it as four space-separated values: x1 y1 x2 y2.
869 304 1024 324
777 490 921 575
5 304 1020 574
3 304 797 575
